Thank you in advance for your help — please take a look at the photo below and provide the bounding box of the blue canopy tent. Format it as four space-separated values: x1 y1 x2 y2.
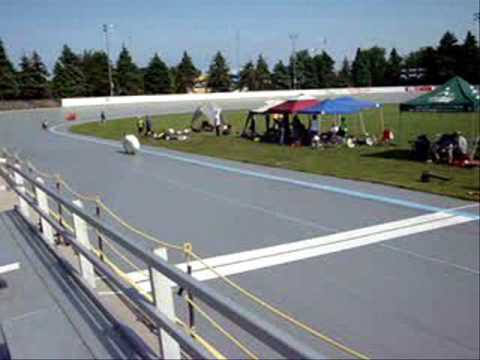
299 97 384 136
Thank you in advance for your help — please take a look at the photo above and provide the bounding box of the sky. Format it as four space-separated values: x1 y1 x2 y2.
0 0 478 72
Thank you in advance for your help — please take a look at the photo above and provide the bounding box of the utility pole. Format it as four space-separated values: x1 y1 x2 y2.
103 24 114 97
289 33 298 89
235 29 240 75
475 12 480 51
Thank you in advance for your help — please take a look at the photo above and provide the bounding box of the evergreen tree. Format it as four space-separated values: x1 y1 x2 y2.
419 46 440 84
144 53 172 94
363 46 387 86
336 57 352 87
287 50 315 89
351 48 371 86
207 51 231 92
436 31 460 82
271 60 290 90
30 52 50 98
290 50 315 88
238 61 256 90
385 48 403 85
18 52 50 99
81 50 110 97
0 38 19 99
255 55 272 90
175 51 200 93
17 55 34 98
52 45 87 98
115 45 143 95
313 51 335 88
459 31 480 84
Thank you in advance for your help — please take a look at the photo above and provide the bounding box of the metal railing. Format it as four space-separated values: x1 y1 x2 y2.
0 157 324 360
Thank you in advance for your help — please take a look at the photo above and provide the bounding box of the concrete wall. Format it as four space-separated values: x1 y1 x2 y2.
62 85 434 107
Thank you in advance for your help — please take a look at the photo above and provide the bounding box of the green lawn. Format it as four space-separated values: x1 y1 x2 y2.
71 104 480 201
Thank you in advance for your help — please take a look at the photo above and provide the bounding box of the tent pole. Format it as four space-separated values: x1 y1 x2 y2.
380 107 385 135
357 113 360 136
360 112 367 135
398 109 403 147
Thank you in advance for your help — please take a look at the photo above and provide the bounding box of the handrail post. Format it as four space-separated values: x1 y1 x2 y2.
13 164 31 220
35 177 55 246
149 247 181 359
72 200 96 289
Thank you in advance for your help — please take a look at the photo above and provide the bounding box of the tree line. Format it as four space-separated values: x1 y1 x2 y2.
0 30 478 100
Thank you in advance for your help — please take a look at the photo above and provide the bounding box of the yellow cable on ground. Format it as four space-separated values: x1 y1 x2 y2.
92 248 155 302
18 160 184 254
20 159 368 359
180 349 192 360
101 236 143 271
176 319 226 360
183 296 258 360
188 250 369 360
96 198 184 252
56 175 99 202
94 246 227 360
49 209 75 234
26 161 58 180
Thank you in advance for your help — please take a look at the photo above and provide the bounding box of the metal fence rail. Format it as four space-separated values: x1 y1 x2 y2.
0 158 324 360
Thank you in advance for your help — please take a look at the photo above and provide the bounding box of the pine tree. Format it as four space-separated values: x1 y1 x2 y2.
174 51 200 93
29 51 50 98
271 60 290 89
291 50 316 89
459 31 480 84
436 31 460 82
52 45 87 98
81 50 110 96
363 46 387 86
207 51 231 92
115 45 143 95
351 48 371 86
144 53 172 94
255 55 272 90
0 38 19 99
336 57 352 87
314 51 335 88
238 61 256 90
17 55 34 99
385 48 403 86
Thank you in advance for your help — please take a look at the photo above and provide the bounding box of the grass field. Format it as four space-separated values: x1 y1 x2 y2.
71 104 480 201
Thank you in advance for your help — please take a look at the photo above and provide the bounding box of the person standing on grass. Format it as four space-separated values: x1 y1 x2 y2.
214 109 222 136
145 115 153 136
100 111 106 124
308 114 320 139
136 117 145 135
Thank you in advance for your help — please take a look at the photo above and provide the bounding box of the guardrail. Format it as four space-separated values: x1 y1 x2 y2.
0 156 324 360
61 85 434 107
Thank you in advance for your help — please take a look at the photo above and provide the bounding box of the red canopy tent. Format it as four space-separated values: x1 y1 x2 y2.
267 98 320 114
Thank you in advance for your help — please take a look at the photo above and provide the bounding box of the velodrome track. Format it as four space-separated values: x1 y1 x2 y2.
0 92 479 358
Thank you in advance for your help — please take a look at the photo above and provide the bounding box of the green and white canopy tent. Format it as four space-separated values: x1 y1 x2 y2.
397 77 480 146
400 76 480 113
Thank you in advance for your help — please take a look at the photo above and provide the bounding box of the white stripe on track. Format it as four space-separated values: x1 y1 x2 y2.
127 211 476 290
0 262 20 274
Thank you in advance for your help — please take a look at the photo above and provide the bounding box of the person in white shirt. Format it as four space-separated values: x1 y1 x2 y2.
214 109 222 136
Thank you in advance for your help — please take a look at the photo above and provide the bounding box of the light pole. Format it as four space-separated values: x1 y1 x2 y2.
475 12 480 49
289 33 298 89
103 24 114 97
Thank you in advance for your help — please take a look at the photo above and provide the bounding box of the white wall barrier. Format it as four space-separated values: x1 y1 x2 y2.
62 85 435 108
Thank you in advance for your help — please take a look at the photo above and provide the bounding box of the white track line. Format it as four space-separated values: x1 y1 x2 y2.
447 203 480 212
0 262 21 274
379 243 479 275
127 211 476 290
